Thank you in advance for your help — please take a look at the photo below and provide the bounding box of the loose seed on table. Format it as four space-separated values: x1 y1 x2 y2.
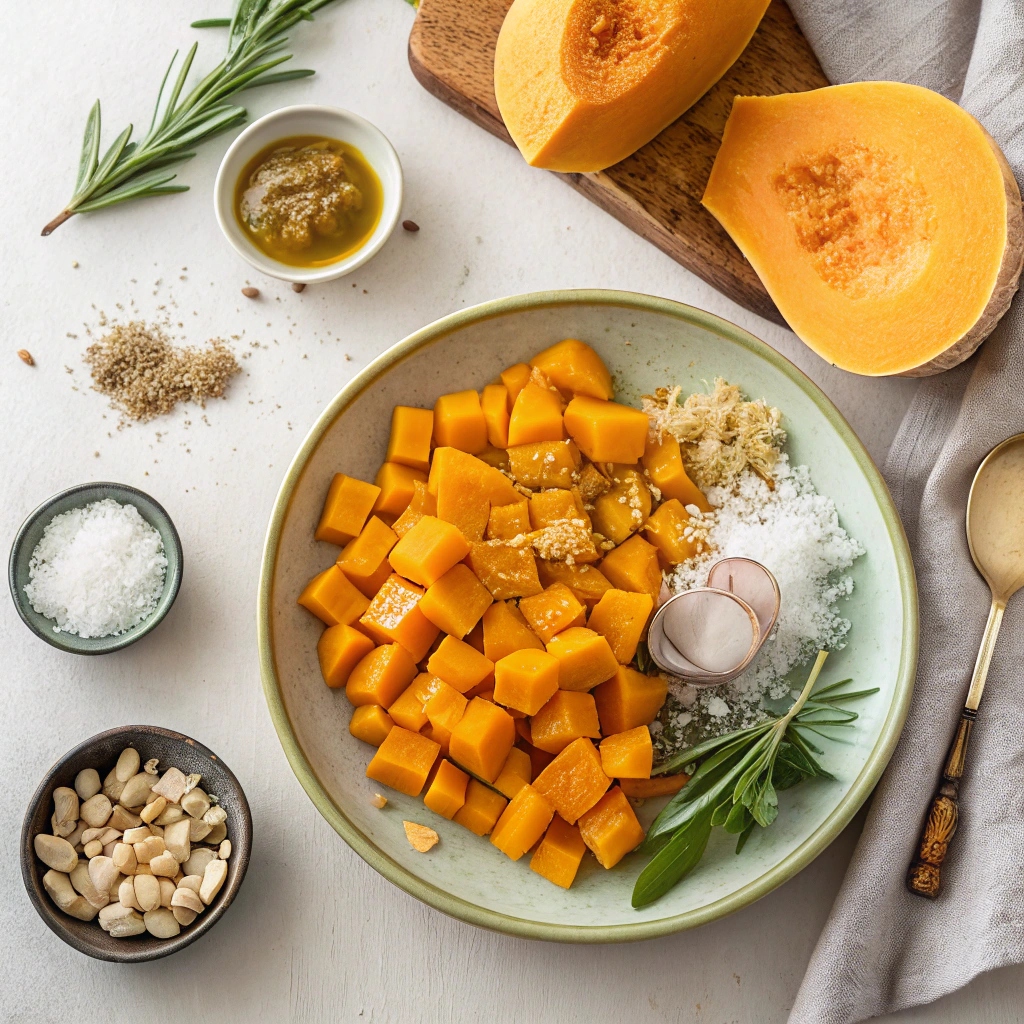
34 834 78 873
17 349 34 366
241 286 259 298
74 768 101 801
292 282 306 292
402 219 420 232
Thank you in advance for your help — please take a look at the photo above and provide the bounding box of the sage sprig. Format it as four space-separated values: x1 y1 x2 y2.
42 0 345 235
631 651 878 908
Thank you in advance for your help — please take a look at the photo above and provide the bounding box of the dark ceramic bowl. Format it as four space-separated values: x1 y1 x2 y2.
21 725 252 962
8 482 184 655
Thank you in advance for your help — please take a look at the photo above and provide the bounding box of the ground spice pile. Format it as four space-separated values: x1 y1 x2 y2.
84 321 240 422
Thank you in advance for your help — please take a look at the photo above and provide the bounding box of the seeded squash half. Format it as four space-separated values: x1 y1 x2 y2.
494 0 771 173
702 82 1024 377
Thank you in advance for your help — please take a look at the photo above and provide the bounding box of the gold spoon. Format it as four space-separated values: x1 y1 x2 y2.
907 432 1024 898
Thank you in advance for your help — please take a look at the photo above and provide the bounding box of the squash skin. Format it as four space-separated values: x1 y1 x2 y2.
494 0 771 173
703 82 1024 377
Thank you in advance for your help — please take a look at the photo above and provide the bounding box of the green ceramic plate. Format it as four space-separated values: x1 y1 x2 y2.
258 290 917 942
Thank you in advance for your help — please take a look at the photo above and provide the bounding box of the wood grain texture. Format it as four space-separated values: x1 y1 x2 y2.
408 0 830 325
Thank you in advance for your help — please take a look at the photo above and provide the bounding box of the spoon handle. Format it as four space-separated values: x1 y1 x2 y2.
906 707 976 899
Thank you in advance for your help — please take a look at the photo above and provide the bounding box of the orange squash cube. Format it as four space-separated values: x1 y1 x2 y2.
481 383 511 448
593 665 669 734
618 774 689 799
317 623 376 688
298 565 370 627
391 506 425 539
528 489 585 531
424 678 469 735
530 339 613 400
643 499 701 566
423 759 470 819
490 784 555 860
642 434 710 512
493 649 561 715
374 462 428 518
336 516 399 598
590 465 651 544
423 721 453 758
315 474 381 545
507 382 564 446
386 406 434 472
419 563 493 638
365 726 440 796
391 480 437 538
519 583 586 642
563 396 649 464
532 737 611 823
346 643 419 708
427 635 494 693
449 697 516 783
507 440 581 489
499 362 532 409
453 779 508 836
388 672 445 732
486 501 532 541
349 704 394 746
599 726 653 779
493 746 532 799
482 601 545 661
430 447 519 541
599 534 662 600
433 390 488 454
388 515 471 588
587 589 653 663
545 626 618 691
531 691 602 754
538 561 613 609
467 541 543 600
358 574 440 661
578 786 645 868
530 815 587 888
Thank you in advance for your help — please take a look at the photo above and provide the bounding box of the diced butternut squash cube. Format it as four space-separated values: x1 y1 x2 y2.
587 589 653 663
346 643 419 708
336 516 398 598
387 406 434 472
433 390 488 454
317 623 376 689
481 384 511 448
365 727 439 797
298 565 370 627
493 746 532 799
532 737 611 823
591 465 651 544
508 440 581 489
358 574 440 661
642 434 710 512
530 815 587 888
545 626 618 691
427 635 494 693
528 489 586 531
493 649 560 715
349 704 394 746
482 600 545 661
530 339 613 400
391 506 425 539
449 697 516 783
388 515 471 588
424 678 469 735
374 462 428 518
599 534 662 600
531 691 602 754
388 672 445 732
491 784 555 860
507 382 564 446
500 363 532 409
430 447 519 541
486 501 532 541
467 541 543 600
643 499 701 566
423 759 470 819
423 721 452 758
577 786 645 868
538 561 613 609
419 563 493 638
453 779 508 836
519 583 586 642
563 396 648 464
618 774 689 798
391 480 437 538
315 474 381 545
593 665 669 734
599 726 653 779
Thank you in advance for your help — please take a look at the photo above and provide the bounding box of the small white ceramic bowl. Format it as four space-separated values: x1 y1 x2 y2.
214 105 403 284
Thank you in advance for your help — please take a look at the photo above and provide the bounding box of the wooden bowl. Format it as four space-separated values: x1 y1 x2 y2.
20 725 252 962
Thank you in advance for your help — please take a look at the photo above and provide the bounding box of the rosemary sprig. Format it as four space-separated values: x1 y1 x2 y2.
42 0 345 235
631 651 878 908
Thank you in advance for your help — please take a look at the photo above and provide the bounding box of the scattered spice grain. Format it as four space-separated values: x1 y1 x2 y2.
402 219 420 232
241 287 260 298
291 282 306 293
18 349 34 366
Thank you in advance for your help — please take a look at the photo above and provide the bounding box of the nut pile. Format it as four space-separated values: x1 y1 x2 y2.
34 747 232 940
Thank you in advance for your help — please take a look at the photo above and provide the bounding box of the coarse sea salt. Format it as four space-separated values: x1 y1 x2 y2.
24 498 167 638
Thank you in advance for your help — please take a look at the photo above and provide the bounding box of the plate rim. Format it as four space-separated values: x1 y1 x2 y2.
256 288 919 942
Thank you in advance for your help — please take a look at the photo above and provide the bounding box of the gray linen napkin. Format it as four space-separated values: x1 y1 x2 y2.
781 1 1024 1020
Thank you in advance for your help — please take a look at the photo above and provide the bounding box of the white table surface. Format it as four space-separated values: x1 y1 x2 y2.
3 3 1021 1022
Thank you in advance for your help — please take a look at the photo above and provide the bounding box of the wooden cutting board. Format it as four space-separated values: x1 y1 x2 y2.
408 0 829 325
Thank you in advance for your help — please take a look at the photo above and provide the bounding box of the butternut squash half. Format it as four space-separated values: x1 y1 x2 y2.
493 0 771 173
703 83 1024 377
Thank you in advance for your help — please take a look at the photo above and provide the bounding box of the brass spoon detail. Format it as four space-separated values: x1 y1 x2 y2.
907 433 1024 898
